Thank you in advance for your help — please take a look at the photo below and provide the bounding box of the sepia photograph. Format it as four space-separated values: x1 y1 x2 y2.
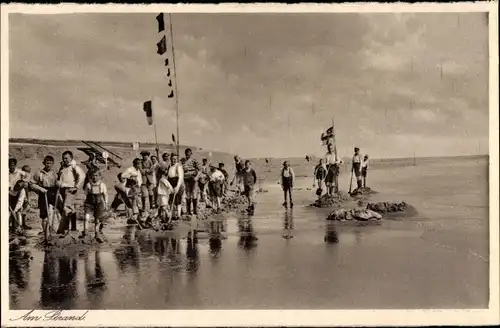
1 2 498 327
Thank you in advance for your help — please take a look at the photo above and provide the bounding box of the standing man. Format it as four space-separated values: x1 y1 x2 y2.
323 144 341 195
241 160 257 213
198 158 210 204
351 147 363 191
182 148 200 215
56 151 86 235
281 161 295 208
230 155 245 193
140 151 156 210
362 155 369 188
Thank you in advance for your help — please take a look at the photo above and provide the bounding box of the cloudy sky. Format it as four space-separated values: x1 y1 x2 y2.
9 12 489 158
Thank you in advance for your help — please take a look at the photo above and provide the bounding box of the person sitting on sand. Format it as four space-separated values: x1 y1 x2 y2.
82 170 108 243
167 153 185 220
351 147 363 192
313 158 327 197
230 155 245 193
362 155 369 188
33 156 58 238
208 165 225 213
56 151 86 235
122 158 143 222
182 148 200 215
281 161 295 209
9 180 27 235
241 160 257 213
218 163 229 195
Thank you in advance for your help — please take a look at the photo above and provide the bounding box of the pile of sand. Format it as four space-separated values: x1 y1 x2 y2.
327 208 383 221
34 233 108 250
310 192 350 208
9 235 27 252
349 187 378 197
367 201 412 213
222 194 248 210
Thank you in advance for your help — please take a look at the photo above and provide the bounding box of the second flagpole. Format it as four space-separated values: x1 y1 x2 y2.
169 13 180 158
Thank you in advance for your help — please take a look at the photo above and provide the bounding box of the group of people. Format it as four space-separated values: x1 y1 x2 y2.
312 145 370 197
8 148 259 242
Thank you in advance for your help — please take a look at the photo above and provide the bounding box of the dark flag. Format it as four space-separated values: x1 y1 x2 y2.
157 36 167 55
166 68 171 77
172 134 176 143
305 155 310 162
265 158 269 164
168 80 172 87
143 101 153 126
168 90 174 98
320 126 334 145
156 13 165 33
164 58 169 66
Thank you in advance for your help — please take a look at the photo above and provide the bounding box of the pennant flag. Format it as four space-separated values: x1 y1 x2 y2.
320 126 334 145
265 158 269 164
168 80 172 87
164 58 169 66
168 90 174 98
156 13 165 33
157 36 167 55
166 68 171 77
172 134 176 143
305 155 310 162
143 101 153 126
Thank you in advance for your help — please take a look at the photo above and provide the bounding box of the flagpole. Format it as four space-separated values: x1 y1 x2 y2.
332 116 339 193
152 97 160 159
169 13 180 157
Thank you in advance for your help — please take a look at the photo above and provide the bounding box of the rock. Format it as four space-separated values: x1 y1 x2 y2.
352 209 382 221
367 201 409 214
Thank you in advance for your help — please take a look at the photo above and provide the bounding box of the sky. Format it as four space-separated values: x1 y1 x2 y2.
9 12 489 158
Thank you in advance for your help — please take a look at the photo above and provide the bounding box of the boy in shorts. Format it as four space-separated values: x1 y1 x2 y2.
82 170 108 242
241 160 257 213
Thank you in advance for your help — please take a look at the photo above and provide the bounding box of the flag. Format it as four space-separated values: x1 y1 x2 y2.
143 101 153 126
156 13 165 33
166 68 171 77
164 58 169 66
168 90 174 98
320 126 334 145
172 134 176 143
157 36 167 55
168 80 172 87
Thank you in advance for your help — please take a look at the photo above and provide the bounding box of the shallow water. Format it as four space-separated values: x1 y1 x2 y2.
9 157 489 309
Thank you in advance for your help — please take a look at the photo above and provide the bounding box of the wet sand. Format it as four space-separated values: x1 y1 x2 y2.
9 156 489 309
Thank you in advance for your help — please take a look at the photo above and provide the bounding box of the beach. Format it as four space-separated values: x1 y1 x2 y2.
8 142 489 310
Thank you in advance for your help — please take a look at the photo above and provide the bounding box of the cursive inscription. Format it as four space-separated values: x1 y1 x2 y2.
10 310 89 322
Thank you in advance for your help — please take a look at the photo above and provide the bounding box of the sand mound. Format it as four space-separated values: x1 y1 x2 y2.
367 201 413 213
310 192 350 208
222 194 248 210
349 187 378 197
327 208 383 221
34 233 108 250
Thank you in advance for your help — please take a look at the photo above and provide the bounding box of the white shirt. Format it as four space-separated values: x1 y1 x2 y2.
9 168 29 191
59 160 86 188
167 163 184 180
210 169 225 182
157 176 173 195
122 166 143 187
362 159 370 168
324 152 341 166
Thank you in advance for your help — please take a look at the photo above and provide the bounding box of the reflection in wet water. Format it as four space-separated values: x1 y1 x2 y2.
283 210 294 239
9 251 31 306
238 215 258 250
40 252 78 309
324 222 339 245
84 251 107 307
208 220 224 258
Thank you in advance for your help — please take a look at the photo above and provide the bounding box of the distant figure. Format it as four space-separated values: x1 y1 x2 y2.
198 158 210 205
82 170 108 242
241 160 257 213
313 158 327 197
305 155 310 162
281 161 295 208
362 155 369 188
352 147 363 191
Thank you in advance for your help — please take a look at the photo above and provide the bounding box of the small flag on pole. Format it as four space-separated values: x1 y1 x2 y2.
143 101 153 126
168 80 172 87
172 134 176 143
156 13 165 33
164 58 169 66
157 36 167 55
168 90 174 98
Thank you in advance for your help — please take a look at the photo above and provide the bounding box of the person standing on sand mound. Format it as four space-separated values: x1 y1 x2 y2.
56 151 86 235
323 144 342 195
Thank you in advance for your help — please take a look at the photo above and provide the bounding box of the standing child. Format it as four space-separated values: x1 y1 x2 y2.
9 180 27 234
82 170 108 243
241 160 257 213
218 163 229 196
33 156 58 238
313 159 327 197
157 171 174 222
361 155 369 188
197 158 210 205
208 166 225 213
281 161 295 208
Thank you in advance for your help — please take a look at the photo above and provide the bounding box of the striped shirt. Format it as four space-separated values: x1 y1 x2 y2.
182 157 199 179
